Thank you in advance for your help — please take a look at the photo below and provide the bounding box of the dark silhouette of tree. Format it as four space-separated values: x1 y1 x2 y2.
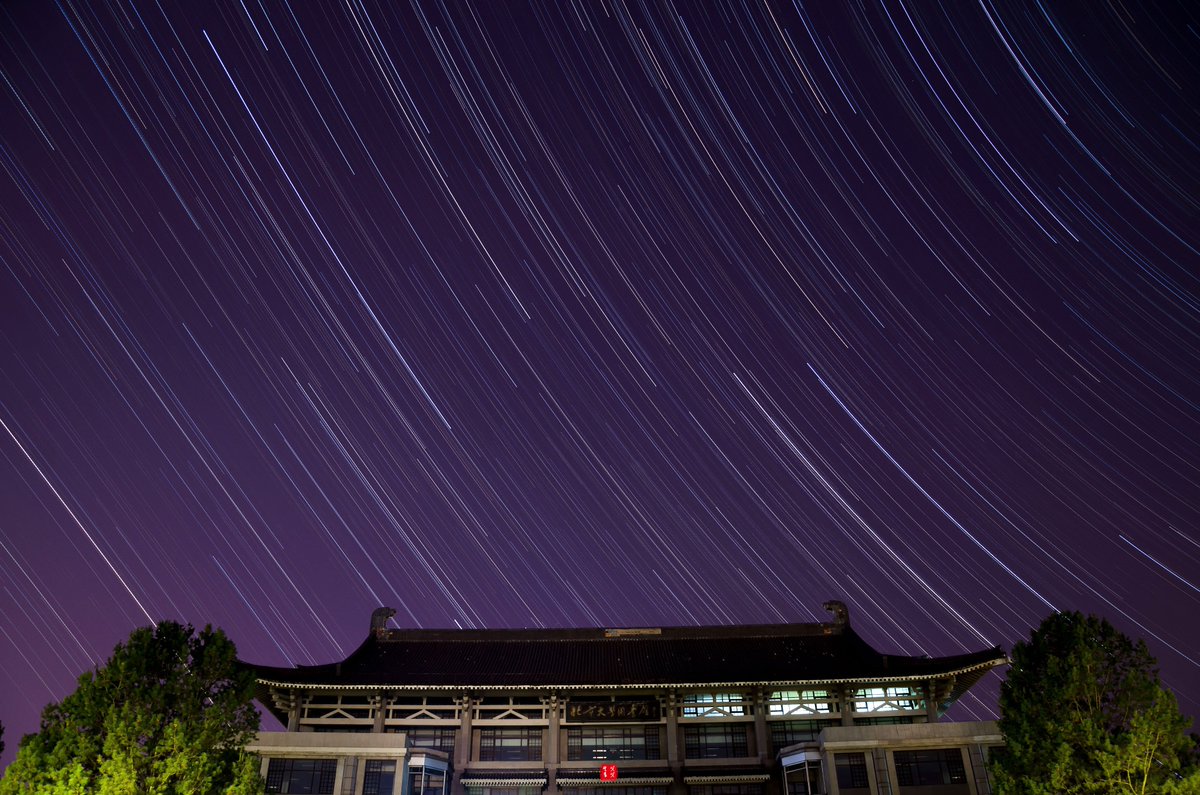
993 611 1200 794
0 621 262 794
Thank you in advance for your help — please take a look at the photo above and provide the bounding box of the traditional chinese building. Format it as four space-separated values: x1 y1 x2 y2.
244 602 1007 795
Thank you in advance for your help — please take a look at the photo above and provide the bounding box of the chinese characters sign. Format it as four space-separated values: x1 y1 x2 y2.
566 699 660 722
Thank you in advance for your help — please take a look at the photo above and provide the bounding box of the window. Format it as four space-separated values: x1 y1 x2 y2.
568 788 666 795
767 690 837 715
388 696 459 721
785 762 823 795
853 716 913 726
303 694 375 720
363 760 397 795
479 728 543 761
402 727 457 756
852 686 922 713
683 724 749 759
475 696 547 720
769 719 836 749
465 787 542 795
265 758 337 794
835 753 869 790
464 788 540 795
300 693 376 731
689 785 762 795
682 692 747 717
408 766 446 795
567 726 661 760
894 749 967 787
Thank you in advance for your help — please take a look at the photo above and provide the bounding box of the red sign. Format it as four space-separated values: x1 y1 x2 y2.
600 765 619 781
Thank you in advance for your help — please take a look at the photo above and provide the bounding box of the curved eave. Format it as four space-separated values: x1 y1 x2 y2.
942 655 1010 710
255 654 1009 694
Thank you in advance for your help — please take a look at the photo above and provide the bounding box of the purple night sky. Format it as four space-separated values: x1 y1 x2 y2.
1 0 1197 769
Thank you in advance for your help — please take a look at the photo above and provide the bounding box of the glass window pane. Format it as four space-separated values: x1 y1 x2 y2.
689 785 762 795
408 766 445 795
784 763 823 795
401 727 457 756
769 719 837 750
682 693 746 718
852 686 923 713
479 728 543 762
894 749 966 787
265 758 337 795
566 726 661 760
683 724 749 759
363 760 397 795
835 753 870 789
766 690 836 716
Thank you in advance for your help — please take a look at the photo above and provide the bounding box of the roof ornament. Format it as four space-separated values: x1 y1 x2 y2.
370 607 396 637
823 600 849 626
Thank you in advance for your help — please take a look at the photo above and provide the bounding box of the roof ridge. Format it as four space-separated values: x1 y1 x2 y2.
374 621 847 640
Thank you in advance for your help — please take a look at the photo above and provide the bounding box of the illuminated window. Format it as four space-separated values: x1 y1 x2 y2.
851 686 922 713
566 726 661 760
767 690 837 715
682 693 746 717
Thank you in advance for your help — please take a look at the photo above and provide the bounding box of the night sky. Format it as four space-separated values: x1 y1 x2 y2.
1 0 1198 768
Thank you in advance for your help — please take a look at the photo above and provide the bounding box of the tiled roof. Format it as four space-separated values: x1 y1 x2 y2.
245 606 1006 695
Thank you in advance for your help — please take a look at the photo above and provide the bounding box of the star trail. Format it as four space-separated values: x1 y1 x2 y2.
1 0 1197 765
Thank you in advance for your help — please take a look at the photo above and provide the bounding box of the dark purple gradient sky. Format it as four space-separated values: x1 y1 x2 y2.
1 0 1198 768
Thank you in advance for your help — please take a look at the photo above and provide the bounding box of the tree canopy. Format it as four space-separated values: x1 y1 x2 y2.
0 621 263 794
993 611 1200 795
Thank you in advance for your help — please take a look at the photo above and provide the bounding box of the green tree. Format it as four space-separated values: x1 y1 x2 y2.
0 621 263 794
993 611 1200 794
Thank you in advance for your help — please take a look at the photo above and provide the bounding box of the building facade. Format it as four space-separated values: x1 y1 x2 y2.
245 602 1007 795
